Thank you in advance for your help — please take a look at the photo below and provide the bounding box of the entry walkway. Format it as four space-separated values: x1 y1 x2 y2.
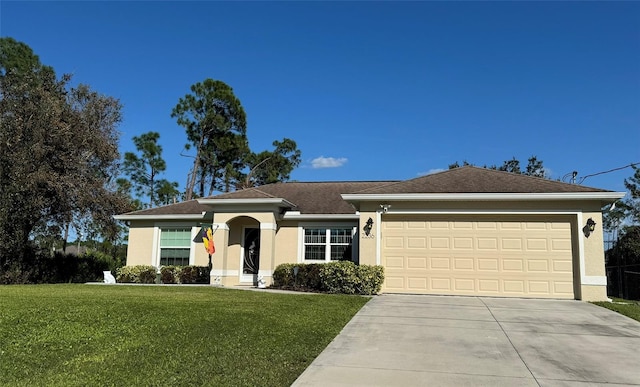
293 295 640 386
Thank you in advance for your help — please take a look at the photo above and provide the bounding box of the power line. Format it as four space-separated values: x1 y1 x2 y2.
568 162 639 184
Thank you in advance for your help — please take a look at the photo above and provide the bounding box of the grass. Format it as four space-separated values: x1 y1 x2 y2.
592 297 640 323
0 285 370 387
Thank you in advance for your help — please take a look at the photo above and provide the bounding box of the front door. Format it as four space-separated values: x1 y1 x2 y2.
242 228 260 285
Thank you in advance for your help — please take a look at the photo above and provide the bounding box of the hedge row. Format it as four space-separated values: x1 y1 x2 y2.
1 251 116 284
272 261 384 295
115 265 210 284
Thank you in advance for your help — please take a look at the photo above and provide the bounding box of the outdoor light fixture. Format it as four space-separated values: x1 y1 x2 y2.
363 217 374 236
583 218 597 238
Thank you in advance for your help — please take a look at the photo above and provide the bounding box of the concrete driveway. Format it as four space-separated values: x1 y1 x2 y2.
293 295 640 386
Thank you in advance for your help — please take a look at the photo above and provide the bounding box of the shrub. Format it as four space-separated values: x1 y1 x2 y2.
195 266 210 283
355 265 385 295
271 261 384 295
272 263 296 287
178 266 210 284
116 265 156 284
319 261 359 294
160 266 180 284
0 264 32 284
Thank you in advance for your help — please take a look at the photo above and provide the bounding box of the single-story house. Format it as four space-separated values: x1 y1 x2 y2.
115 166 625 301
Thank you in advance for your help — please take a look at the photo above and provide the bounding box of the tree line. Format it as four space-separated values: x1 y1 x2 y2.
120 79 301 209
0 37 300 270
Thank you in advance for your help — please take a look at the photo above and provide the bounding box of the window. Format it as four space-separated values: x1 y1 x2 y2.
304 227 353 261
159 228 191 266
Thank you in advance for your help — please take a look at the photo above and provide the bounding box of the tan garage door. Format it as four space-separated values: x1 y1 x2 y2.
382 215 575 298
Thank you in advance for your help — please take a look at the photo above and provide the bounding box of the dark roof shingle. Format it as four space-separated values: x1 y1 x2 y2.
214 181 395 214
354 166 609 194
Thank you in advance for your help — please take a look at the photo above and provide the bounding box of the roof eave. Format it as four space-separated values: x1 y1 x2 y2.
342 192 626 202
113 213 206 221
282 211 360 220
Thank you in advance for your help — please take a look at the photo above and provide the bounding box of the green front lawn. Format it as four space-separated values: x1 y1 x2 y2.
0 285 369 387
592 298 640 322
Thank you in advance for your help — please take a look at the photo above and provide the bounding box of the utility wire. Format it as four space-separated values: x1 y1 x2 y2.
575 162 639 184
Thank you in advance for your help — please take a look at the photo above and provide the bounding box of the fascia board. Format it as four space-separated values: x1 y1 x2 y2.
341 192 626 202
282 213 360 220
113 213 206 221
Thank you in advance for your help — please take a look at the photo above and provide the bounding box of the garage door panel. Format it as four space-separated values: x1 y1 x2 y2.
454 278 475 291
407 257 427 269
478 258 499 271
477 222 498 230
554 282 574 294
500 222 523 230
525 222 548 230
502 259 525 271
431 277 452 291
407 277 428 290
453 237 473 249
553 259 573 272
384 276 405 289
528 281 551 294
429 221 449 229
453 258 474 270
452 221 473 230
501 238 523 250
526 238 548 251
430 237 450 249
478 279 500 292
527 260 549 272
551 238 572 251
385 256 404 268
382 216 574 299
407 237 427 248
385 236 404 248
477 238 498 250
429 257 451 270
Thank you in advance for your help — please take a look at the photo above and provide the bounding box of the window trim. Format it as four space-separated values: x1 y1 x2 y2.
152 222 197 267
297 222 358 263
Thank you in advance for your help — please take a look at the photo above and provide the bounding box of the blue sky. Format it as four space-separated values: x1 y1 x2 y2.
2 1 639 194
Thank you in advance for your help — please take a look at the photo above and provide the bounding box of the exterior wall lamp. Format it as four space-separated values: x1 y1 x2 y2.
583 218 597 238
363 217 374 236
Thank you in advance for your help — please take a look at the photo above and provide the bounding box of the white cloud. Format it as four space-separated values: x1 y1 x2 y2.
417 168 445 176
311 156 348 169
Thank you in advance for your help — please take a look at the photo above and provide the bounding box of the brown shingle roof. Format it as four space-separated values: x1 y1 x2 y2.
354 166 610 194
120 199 208 216
119 167 613 217
213 181 396 214
120 181 394 216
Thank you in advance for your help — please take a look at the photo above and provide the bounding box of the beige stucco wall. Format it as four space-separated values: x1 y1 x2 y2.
274 221 300 266
582 211 605 277
126 221 155 266
358 211 378 266
581 285 608 302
